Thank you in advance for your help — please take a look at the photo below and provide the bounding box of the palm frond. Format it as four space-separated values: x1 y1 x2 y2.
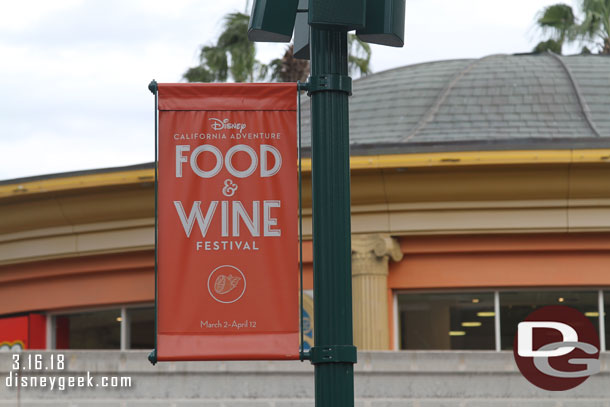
347 34 372 77
184 11 257 82
184 9 377 82
536 3 576 45
578 0 610 40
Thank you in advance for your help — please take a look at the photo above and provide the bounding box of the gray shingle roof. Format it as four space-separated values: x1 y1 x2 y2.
299 54 610 154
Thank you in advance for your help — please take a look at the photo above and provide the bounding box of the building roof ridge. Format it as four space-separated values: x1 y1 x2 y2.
547 51 602 138
401 54 507 143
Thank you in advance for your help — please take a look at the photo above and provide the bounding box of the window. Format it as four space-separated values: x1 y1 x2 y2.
499 290 599 350
128 307 155 349
397 292 495 350
52 305 154 350
397 289 606 352
55 309 121 350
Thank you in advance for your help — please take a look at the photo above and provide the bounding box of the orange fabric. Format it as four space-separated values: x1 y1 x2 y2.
158 332 298 361
158 83 296 111
157 83 299 361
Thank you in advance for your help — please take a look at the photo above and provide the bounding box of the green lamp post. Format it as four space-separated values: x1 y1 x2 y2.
249 1 405 405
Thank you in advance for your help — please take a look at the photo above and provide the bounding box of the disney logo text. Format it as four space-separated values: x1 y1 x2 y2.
209 118 246 132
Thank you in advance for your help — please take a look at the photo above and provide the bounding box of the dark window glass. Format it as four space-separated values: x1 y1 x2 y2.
500 290 599 350
55 309 121 349
398 292 495 350
128 307 155 349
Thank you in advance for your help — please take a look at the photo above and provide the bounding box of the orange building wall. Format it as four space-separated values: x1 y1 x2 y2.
387 233 610 349
0 251 154 315
389 233 610 290
2 233 609 352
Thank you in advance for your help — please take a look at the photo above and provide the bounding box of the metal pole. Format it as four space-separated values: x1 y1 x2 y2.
309 27 356 406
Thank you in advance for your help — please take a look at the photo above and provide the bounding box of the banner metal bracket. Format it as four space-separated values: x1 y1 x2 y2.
306 74 352 96
148 78 158 366
148 79 158 95
297 80 307 362
309 345 357 365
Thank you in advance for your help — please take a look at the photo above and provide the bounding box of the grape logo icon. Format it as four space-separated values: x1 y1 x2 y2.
207 265 246 304
214 274 241 295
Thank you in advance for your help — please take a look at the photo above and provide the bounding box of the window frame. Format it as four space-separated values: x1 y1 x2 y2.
393 288 608 352
46 303 154 350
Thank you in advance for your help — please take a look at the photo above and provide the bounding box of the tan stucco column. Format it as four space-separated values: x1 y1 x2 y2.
351 234 403 350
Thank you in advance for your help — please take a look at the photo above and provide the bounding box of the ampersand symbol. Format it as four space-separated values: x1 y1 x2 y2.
222 179 238 197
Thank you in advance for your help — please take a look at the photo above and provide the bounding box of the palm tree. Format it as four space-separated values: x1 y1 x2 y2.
533 4 576 54
533 0 610 54
184 12 266 82
185 9 374 83
348 35 372 77
268 34 372 83
268 45 310 83
533 39 564 53
578 0 610 53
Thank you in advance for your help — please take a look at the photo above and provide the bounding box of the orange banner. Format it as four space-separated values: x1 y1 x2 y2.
156 83 299 361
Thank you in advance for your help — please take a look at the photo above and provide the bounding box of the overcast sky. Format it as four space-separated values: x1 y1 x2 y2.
0 0 581 180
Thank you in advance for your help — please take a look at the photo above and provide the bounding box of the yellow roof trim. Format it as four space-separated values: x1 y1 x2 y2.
1 149 608 198
0 169 155 199
301 149 610 171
